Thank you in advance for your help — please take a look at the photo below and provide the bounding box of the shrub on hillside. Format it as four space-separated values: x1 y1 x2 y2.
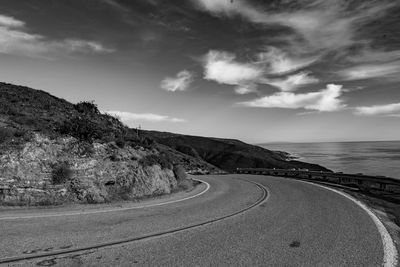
78 142 95 156
57 116 102 143
122 130 155 149
175 145 199 158
13 128 27 138
109 153 119 161
0 127 13 143
173 165 193 191
173 164 187 181
51 161 73 184
11 115 41 129
394 206 400 227
139 154 160 167
1 104 19 116
141 136 155 148
139 154 173 169
75 101 100 114
115 136 126 148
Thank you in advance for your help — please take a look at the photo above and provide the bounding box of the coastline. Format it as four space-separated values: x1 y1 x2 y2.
262 141 400 179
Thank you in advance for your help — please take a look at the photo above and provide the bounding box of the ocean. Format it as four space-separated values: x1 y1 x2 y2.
260 141 400 179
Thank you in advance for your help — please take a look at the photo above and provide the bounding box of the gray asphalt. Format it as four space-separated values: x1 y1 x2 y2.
1 175 385 266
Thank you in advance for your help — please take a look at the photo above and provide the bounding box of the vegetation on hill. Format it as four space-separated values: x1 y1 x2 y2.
0 83 138 146
141 131 331 172
0 83 220 173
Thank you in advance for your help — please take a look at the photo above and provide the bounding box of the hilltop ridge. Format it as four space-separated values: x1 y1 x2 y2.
141 130 330 173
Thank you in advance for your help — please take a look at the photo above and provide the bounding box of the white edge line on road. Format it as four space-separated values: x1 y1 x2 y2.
0 179 210 220
303 181 398 267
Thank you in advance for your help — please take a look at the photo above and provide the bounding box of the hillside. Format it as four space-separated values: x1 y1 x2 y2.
0 82 329 205
0 82 204 205
142 131 330 172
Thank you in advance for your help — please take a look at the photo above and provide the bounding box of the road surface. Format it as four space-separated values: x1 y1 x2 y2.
0 174 396 266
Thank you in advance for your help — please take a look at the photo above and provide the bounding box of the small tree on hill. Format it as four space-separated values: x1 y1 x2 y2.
58 116 102 143
75 101 100 114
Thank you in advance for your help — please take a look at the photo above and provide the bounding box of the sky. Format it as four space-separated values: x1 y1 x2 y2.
0 0 399 143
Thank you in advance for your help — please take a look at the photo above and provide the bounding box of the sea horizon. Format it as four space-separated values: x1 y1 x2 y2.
258 139 400 145
261 140 400 179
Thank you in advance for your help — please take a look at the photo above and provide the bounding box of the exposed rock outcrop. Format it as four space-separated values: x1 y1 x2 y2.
0 134 177 205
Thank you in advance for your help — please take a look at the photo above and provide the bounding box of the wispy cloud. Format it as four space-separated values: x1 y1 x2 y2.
256 47 318 75
338 62 400 81
348 49 400 63
355 103 400 116
59 39 115 54
0 14 25 27
262 72 319 92
193 0 395 53
0 14 114 58
234 84 257 95
386 114 400 118
99 0 130 13
161 70 194 92
239 84 345 112
106 111 185 123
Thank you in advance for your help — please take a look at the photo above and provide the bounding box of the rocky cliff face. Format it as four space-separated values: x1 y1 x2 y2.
0 134 177 205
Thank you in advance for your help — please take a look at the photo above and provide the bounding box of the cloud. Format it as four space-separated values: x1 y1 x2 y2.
193 0 241 16
338 62 400 80
193 0 394 53
202 50 264 94
355 103 400 116
161 70 194 92
203 50 263 85
99 0 130 12
386 114 400 118
262 72 319 92
201 49 319 94
0 14 114 58
59 39 115 54
0 14 25 27
234 84 257 95
106 111 185 123
256 47 318 75
348 49 400 63
239 84 345 112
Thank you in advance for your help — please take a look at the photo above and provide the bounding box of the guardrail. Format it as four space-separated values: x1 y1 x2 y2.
236 168 400 193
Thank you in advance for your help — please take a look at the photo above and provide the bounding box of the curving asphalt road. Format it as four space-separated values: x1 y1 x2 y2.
0 174 397 267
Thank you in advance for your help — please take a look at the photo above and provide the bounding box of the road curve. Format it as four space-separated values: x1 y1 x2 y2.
0 174 395 267
0 179 211 221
